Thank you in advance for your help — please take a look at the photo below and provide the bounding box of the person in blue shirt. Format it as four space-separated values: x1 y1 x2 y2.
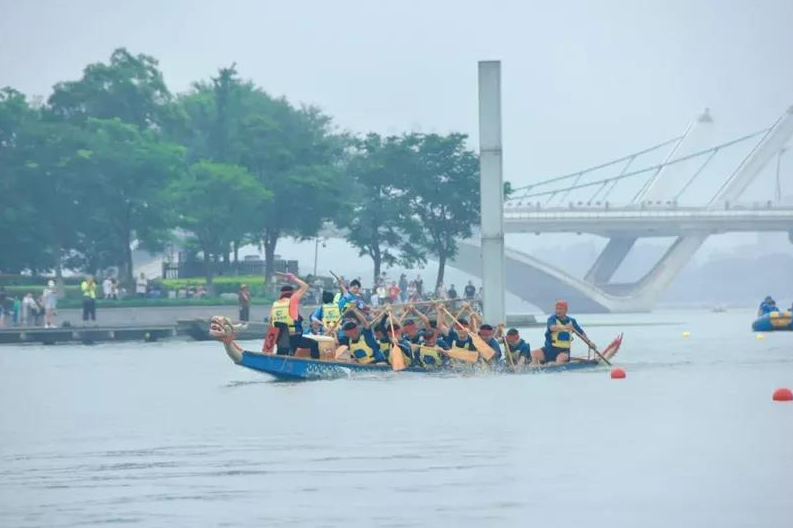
503 328 531 365
531 300 594 365
310 291 343 331
757 296 777 316
338 279 367 313
337 320 386 364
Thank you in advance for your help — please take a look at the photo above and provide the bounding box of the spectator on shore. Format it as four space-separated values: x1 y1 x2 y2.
81 275 97 324
102 277 113 300
388 281 401 303
399 274 408 302
34 295 45 326
196 284 206 298
415 276 424 297
11 296 20 327
111 278 120 300
136 273 148 298
22 293 37 327
238 284 251 322
464 280 476 300
0 286 6 328
43 279 58 328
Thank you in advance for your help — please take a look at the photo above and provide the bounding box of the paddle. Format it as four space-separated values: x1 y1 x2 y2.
386 310 407 371
498 324 516 369
439 346 479 363
438 305 495 361
573 329 611 366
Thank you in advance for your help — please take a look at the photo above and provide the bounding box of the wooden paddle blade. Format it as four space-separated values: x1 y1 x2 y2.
442 347 479 363
470 333 496 361
390 345 407 371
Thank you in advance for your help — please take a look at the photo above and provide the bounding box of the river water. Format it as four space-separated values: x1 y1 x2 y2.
1 309 791 527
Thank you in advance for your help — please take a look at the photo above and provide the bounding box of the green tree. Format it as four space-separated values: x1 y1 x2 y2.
0 89 89 275
399 133 480 290
48 48 173 129
342 134 425 283
169 161 272 294
75 118 185 282
173 67 347 281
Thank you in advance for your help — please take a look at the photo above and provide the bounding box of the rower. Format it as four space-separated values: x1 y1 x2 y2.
269 273 320 359
401 318 422 344
413 328 447 368
758 296 776 316
530 300 594 365
310 291 342 330
503 328 530 365
476 324 502 361
338 320 386 364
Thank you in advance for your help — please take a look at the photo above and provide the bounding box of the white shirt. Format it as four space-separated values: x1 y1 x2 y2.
136 277 148 294
103 279 113 295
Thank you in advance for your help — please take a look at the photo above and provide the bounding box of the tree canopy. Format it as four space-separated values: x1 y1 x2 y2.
1 48 492 291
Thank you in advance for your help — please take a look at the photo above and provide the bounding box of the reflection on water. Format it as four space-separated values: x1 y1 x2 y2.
1 309 791 527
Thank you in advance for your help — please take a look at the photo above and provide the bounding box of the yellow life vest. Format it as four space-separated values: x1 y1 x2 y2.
81 281 96 299
378 340 391 354
415 344 443 367
550 317 573 349
333 292 341 305
270 298 296 333
322 303 341 326
349 335 376 364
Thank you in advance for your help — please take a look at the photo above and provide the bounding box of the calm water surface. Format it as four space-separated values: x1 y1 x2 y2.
1 309 791 527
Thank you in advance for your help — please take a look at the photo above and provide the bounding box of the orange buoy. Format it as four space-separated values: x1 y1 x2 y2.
610 367 626 379
772 388 792 402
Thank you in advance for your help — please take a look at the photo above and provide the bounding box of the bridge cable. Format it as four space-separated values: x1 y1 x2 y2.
511 128 771 201
507 135 684 195
673 148 720 202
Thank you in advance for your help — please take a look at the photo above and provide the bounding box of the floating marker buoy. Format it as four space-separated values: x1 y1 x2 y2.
772 388 792 402
756 333 764 340
144 332 151 341
682 331 691 338
610 367 626 379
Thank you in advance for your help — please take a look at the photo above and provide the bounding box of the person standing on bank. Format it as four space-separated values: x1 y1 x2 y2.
43 280 58 328
80 275 97 324
136 273 148 298
238 284 251 322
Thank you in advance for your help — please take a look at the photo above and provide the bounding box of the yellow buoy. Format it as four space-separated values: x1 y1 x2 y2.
682 331 691 338
756 333 765 340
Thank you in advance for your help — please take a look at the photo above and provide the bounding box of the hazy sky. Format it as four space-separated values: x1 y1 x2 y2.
2 0 792 189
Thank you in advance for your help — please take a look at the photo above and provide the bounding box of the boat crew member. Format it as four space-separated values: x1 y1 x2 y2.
504 328 530 365
758 296 777 316
401 319 423 344
476 324 502 361
270 273 320 359
338 279 367 313
310 291 343 330
413 328 447 367
337 320 386 364
530 300 593 365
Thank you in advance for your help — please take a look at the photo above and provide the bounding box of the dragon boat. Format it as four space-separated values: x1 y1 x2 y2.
209 316 624 381
752 311 793 332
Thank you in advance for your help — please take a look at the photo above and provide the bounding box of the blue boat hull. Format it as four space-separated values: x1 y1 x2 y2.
752 312 793 332
238 351 610 381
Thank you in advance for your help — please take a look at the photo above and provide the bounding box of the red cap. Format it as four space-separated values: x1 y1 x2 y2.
555 300 568 309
